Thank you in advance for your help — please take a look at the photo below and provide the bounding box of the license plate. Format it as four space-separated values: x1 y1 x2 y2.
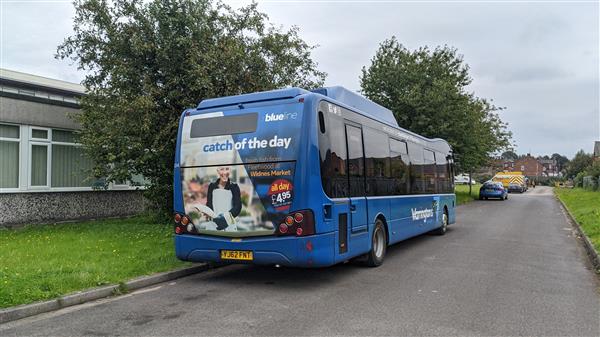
486 189 494 193
220 250 253 261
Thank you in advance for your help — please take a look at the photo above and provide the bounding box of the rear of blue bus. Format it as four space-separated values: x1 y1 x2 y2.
173 92 335 267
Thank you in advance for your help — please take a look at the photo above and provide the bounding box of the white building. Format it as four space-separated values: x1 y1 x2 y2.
0 68 145 227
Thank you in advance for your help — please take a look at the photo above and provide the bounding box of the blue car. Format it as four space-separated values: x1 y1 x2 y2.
479 182 508 200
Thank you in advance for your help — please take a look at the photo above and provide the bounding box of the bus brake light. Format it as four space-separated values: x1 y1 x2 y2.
285 216 294 226
174 213 182 223
279 223 288 233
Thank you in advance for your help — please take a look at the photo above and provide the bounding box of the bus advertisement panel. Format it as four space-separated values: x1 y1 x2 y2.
179 104 302 237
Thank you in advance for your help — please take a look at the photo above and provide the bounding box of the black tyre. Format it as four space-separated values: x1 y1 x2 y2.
432 209 449 235
366 220 387 267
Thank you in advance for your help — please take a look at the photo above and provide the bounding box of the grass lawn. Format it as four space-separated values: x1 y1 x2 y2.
555 188 600 253
455 184 482 205
0 216 189 309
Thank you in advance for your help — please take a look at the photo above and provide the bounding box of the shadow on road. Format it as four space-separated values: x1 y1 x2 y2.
194 227 455 290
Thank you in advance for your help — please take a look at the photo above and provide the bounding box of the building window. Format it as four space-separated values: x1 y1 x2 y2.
28 127 51 188
30 143 49 187
51 130 94 188
1 125 144 192
31 127 49 140
0 124 20 189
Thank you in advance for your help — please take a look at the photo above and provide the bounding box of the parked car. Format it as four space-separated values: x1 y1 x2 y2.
455 174 477 185
508 182 525 193
479 181 508 200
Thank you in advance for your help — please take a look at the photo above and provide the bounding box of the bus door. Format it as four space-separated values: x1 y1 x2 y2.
345 123 368 234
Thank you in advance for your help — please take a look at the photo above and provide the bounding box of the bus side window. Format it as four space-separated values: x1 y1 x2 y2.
423 149 436 194
345 124 365 197
318 102 348 198
436 152 450 193
318 111 326 134
364 128 390 196
407 142 425 194
389 138 409 195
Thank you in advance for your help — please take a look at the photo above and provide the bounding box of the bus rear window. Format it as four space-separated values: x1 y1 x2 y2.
190 113 258 138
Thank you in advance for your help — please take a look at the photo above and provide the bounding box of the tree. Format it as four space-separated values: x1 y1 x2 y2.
57 0 325 218
566 150 593 179
551 153 569 173
360 37 512 194
501 150 518 161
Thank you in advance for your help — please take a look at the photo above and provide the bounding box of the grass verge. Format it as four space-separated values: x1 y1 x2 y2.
455 184 482 205
555 188 600 254
0 216 189 309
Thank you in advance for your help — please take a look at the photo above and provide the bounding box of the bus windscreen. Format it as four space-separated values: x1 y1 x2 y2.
178 104 303 237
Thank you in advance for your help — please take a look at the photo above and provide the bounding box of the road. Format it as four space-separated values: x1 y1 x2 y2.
2 186 599 336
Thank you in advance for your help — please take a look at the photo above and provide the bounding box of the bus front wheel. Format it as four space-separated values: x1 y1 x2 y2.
366 220 387 267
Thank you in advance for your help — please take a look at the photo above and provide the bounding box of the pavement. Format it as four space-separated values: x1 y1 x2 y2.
1 186 599 336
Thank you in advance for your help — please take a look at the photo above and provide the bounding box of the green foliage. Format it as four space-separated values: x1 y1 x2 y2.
556 188 600 254
501 150 518 161
565 150 593 179
586 160 600 178
473 174 492 184
56 0 325 216
574 171 587 188
455 184 482 205
0 216 188 308
360 37 512 173
551 153 569 174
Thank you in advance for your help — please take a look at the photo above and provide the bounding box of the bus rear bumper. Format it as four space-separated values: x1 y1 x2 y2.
175 232 336 268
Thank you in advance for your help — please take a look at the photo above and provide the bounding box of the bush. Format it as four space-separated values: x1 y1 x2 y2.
574 172 587 188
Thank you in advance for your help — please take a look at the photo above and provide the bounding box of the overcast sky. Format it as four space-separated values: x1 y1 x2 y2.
1 0 598 158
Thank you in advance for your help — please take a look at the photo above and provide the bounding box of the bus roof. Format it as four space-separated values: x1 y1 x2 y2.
194 86 449 150
196 87 310 110
311 86 399 128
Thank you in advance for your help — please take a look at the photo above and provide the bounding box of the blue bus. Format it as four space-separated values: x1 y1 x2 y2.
173 86 455 267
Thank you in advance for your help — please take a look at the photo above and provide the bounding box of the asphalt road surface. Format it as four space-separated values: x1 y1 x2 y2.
2 186 599 336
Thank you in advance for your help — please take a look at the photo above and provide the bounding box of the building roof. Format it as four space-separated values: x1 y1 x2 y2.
0 68 84 94
594 141 600 157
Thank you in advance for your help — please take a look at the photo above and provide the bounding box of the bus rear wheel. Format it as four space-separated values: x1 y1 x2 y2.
366 220 387 267
432 209 448 235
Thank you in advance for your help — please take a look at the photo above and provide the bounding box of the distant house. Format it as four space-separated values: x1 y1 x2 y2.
538 158 560 177
594 141 600 161
514 155 543 177
0 68 146 227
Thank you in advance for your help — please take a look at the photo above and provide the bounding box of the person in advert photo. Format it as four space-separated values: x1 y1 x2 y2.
195 166 242 231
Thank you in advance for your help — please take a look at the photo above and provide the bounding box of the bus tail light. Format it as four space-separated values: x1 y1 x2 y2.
276 210 314 236
173 212 188 235
285 216 294 226
279 223 288 234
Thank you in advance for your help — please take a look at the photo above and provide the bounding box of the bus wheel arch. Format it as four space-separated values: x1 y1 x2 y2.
432 206 449 236
375 214 389 246
366 216 388 267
